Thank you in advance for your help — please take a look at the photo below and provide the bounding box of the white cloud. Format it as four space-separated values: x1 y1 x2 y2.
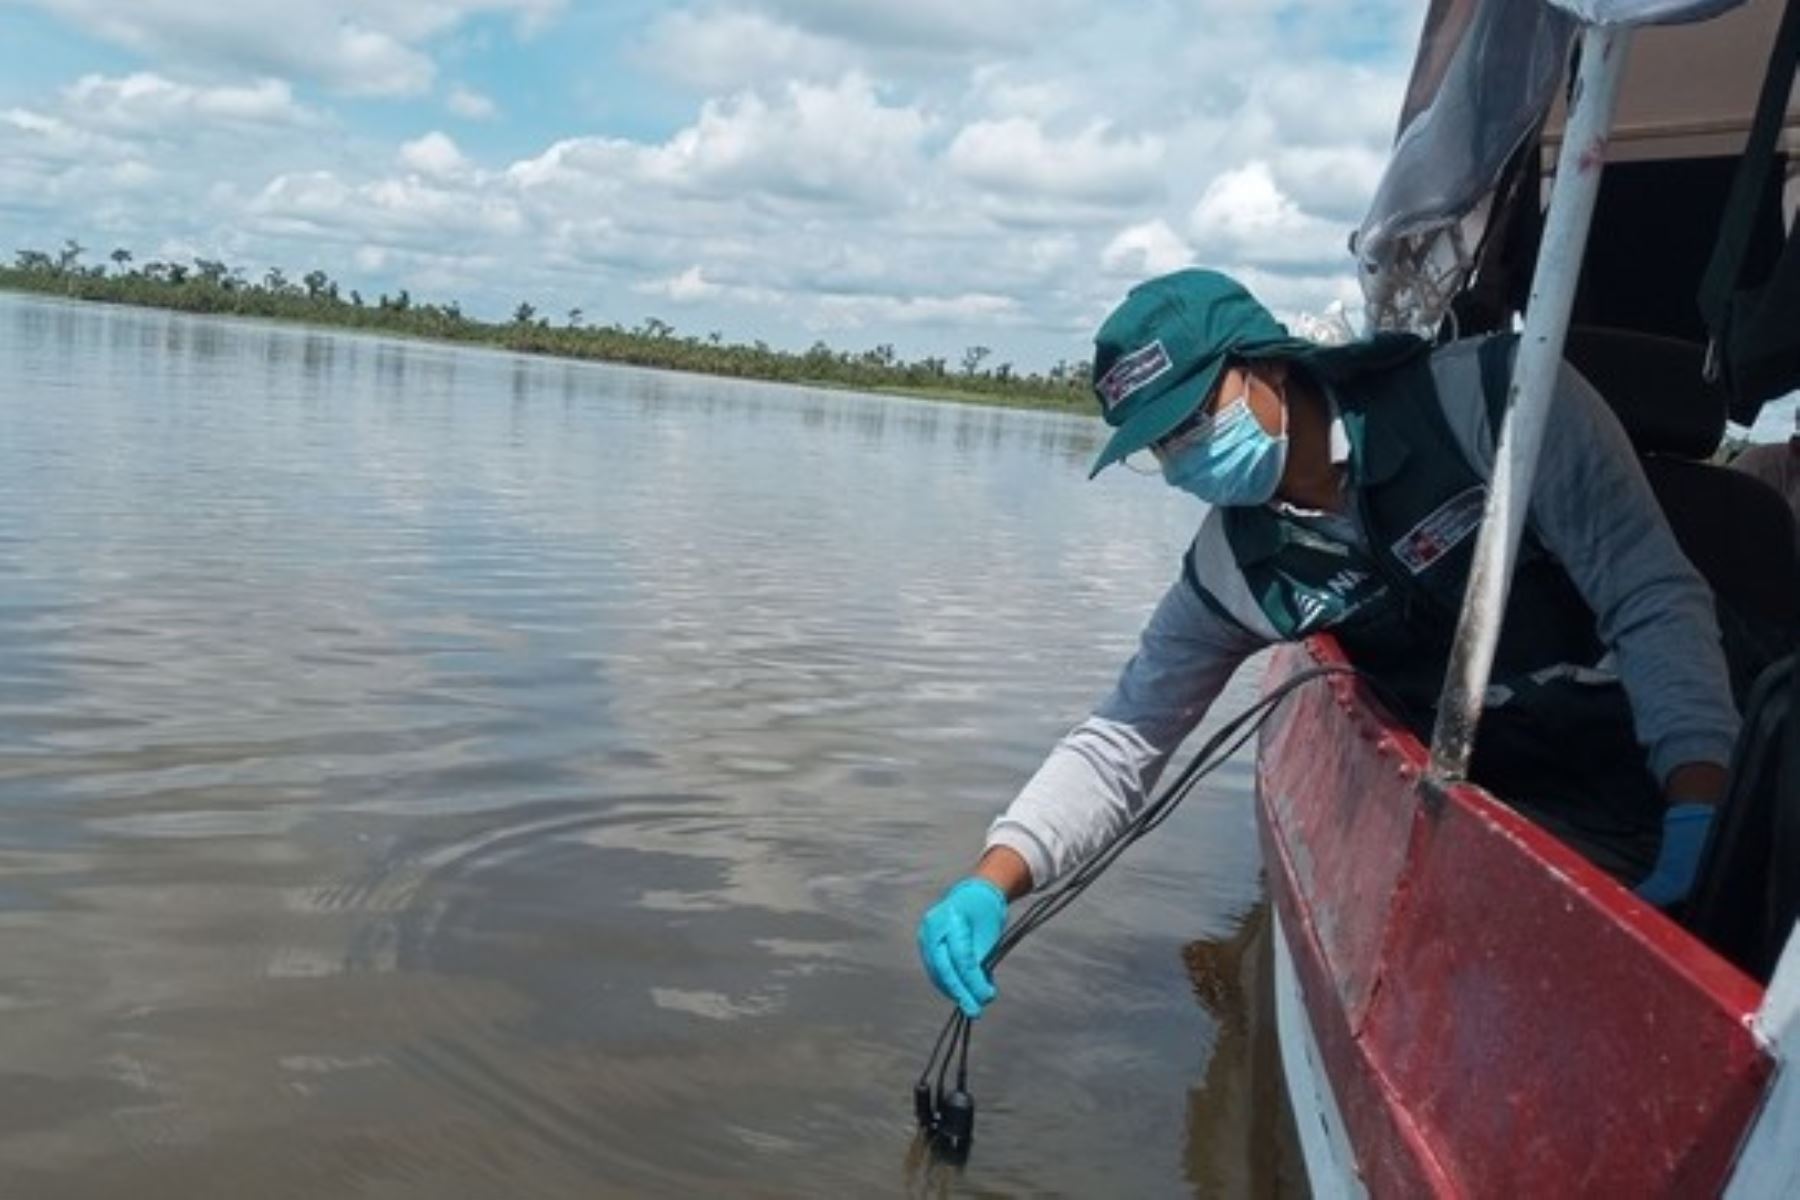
962 66 1084 122
1269 145 1389 223
756 0 1088 55
1187 161 1353 270
14 0 567 96
638 266 723 303
60 73 315 130
446 86 498 120
638 9 851 92
0 104 157 209
398 131 469 178
946 118 1163 204
811 290 1023 332
638 75 930 205
1101 220 1192 279
250 170 525 243
0 73 309 237
2 106 132 162
504 76 931 211
1255 62 1406 148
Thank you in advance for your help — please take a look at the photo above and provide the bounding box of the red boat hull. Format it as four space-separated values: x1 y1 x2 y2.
1256 638 1773 1197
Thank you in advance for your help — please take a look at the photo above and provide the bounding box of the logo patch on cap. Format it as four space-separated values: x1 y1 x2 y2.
1095 340 1172 413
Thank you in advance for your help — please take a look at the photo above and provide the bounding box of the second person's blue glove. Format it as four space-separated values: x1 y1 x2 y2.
916 878 1006 1018
1634 803 1715 909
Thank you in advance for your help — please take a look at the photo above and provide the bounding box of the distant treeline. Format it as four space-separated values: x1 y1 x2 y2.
1 240 1093 411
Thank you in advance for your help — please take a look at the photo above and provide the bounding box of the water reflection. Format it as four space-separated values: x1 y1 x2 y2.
1182 905 1308 1198
0 293 1282 1198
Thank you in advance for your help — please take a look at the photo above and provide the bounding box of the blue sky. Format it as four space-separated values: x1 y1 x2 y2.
4 0 1790 437
0 0 1435 373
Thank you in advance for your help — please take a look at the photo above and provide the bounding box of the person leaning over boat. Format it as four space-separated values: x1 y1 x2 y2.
917 269 1742 1019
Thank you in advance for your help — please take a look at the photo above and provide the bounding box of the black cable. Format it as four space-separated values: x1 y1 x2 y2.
933 1013 961 1101
990 665 1348 961
913 662 1365 1156
916 1010 959 1091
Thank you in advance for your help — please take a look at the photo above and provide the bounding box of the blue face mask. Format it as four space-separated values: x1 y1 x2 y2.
1159 392 1288 506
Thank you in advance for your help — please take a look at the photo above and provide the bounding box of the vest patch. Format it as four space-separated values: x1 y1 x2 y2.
1095 340 1171 412
1390 485 1486 575
1291 568 1381 632
1295 591 1330 631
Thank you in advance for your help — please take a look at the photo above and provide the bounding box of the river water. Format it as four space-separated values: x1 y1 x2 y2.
0 293 1300 1198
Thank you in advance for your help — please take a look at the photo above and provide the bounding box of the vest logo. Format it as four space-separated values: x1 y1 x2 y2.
1095 340 1172 413
1391 486 1487 575
1295 591 1329 631
1294 568 1373 632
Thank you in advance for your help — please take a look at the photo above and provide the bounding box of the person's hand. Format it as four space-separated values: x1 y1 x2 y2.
916 878 1006 1017
1634 803 1715 908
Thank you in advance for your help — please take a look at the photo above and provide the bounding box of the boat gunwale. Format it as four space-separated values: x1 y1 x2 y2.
1256 633 1774 1196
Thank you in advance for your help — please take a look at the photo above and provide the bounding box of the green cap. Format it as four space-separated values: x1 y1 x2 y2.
1088 269 1315 478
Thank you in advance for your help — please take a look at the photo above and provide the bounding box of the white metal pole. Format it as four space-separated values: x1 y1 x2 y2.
1427 25 1633 782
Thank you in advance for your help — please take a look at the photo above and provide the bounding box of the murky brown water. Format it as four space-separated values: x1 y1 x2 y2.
0 293 1300 1198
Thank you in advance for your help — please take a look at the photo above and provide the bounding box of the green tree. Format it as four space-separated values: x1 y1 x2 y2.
0 238 1083 411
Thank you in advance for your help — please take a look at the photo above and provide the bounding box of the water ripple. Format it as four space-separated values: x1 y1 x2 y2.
0 295 1273 1198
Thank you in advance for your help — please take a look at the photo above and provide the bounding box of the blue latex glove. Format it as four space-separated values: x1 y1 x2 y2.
1634 803 1715 908
916 878 1006 1018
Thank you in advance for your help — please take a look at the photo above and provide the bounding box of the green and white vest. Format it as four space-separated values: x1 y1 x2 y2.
1185 335 1605 725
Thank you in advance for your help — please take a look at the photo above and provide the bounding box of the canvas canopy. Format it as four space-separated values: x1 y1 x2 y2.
1358 0 1797 333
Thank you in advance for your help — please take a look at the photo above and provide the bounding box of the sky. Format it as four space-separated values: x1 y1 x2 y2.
0 0 1426 375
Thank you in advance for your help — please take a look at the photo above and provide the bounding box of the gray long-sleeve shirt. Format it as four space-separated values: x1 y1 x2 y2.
987 338 1741 890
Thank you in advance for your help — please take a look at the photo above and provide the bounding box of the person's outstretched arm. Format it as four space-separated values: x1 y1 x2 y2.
918 562 1265 1015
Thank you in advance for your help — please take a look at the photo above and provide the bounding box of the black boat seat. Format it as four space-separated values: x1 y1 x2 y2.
1565 327 1727 461
1685 654 1799 983
1641 456 1800 635
1564 325 1800 635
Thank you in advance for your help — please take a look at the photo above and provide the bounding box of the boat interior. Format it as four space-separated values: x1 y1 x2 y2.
1442 19 1799 982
